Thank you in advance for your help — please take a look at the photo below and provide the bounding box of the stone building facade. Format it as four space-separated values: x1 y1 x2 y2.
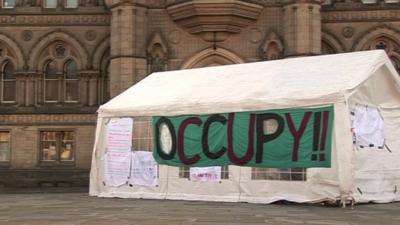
0 0 400 187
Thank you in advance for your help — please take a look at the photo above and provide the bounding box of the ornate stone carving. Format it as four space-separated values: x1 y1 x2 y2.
248 27 262 43
55 44 66 58
85 30 97 41
259 31 284 60
166 0 263 42
0 114 97 125
21 30 33 41
0 15 110 26
322 10 400 23
147 32 168 73
342 26 354 38
145 0 281 8
168 30 181 45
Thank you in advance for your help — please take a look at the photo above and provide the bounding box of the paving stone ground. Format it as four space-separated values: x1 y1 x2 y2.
0 191 399 225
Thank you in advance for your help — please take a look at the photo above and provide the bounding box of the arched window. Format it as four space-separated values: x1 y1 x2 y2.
44 60 59 102
1 61 15 102
181 48 245 69
64 60 79 102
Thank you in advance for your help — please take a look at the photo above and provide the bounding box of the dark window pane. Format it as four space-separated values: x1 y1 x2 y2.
60 142 73 161
3 80 16 101
61 131 75 141
65 61 78 79
42 142 57 161
45 61 58 79
3 61 14 79
45 80 58 101
65 80 79 101
41 131 57 141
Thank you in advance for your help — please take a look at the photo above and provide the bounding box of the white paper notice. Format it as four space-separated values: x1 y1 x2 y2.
352 106 385 148
104 118 133 187
129 151 159 187
189 166 222 183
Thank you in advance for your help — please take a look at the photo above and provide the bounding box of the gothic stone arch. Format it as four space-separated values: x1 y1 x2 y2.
28 31 89 71
181 48 245 69
321 30 345 54
352 26 400 52
352 26 400 73
0 33 25 70
92 36 110 70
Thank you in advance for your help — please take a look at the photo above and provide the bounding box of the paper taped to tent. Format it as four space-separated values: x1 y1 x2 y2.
90 50 400 204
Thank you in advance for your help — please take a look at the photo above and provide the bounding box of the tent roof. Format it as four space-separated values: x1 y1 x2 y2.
99 50 399 117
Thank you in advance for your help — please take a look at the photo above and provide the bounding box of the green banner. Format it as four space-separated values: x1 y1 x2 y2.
153 106 334 168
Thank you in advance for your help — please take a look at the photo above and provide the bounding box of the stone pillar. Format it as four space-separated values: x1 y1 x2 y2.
13 72 26 106
106 0 148 97
79 72 91 106
57 72 64 104
80 70 99 106
282 0 322 57
25 72 38 106
36 72 43 105
13 72 39 106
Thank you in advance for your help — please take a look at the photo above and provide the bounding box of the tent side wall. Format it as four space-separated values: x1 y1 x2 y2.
89 117 106 197
348 64 400 203
89 102 354 204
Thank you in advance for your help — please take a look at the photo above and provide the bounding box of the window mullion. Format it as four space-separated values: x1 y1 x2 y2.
56 131 60 162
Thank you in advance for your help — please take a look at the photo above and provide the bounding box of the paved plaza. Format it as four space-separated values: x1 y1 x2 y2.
0 191 399 225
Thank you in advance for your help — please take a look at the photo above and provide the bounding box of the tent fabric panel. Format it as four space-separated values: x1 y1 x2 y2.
352 106 400 203
98 51 393 118
348 65 400 109
90 103 351 204
347 66 400 203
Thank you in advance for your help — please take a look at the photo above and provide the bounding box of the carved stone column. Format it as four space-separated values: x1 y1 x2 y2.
57 72 64 104
79 72 91 106
36 72 43 105
282 0 322 57
106 0 148 97
80 70 99 106
13 72 27 106
24 72 38 106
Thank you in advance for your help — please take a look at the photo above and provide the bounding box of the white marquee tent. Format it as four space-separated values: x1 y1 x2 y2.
90 50 400 204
